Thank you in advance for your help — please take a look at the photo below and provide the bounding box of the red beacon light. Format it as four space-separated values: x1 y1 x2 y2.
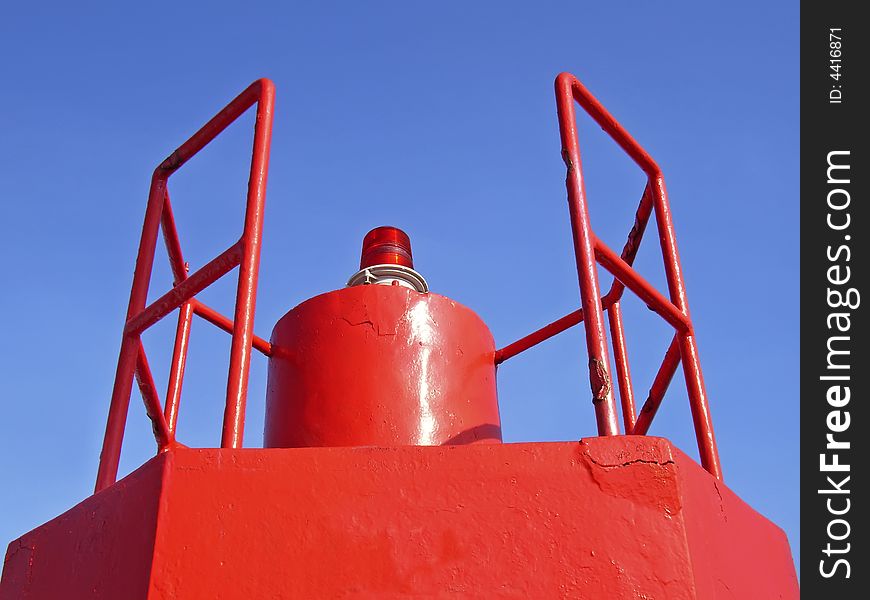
265 225 499 448
347 225 429 293
359 225 414 269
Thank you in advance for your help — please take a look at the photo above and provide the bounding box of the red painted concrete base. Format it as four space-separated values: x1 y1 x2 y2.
1 438 797 599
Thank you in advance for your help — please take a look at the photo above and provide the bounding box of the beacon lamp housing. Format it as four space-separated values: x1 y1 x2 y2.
265 226 500 449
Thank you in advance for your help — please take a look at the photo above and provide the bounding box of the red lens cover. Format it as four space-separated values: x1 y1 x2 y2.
360 226 414 269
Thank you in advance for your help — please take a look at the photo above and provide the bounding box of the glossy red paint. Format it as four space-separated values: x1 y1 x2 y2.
94 73 723 491
0 439 798 599
359 225 415 269
496 73 721 480
95 79 275 492
633 334 683 435
608 301 637 432
1 73 801 599
265 284 502 447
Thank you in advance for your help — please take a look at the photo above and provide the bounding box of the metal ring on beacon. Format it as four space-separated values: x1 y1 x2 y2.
347 264 429 293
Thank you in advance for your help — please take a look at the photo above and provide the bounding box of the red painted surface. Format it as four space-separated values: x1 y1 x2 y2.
1 74 798 600
96 78 276 492
359 226 415 269
265 284 502 447
0 455 163 600
94 73 725 490
675 451 799 599
1 438 798 599
496 74 721 480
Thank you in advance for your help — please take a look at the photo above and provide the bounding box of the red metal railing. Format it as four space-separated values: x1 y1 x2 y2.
95 79 276 492
97 73 721 491
495 73 722 480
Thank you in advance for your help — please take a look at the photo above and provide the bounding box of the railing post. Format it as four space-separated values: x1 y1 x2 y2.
221 80 275 449
555 73 620 437
649 176 721 478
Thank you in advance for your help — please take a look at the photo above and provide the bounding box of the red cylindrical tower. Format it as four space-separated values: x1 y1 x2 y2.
264 227 502 448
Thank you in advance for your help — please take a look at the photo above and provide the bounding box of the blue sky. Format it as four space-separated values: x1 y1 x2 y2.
0 0 799 573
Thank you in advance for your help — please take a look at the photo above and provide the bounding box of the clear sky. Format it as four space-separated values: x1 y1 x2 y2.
0 0 799 574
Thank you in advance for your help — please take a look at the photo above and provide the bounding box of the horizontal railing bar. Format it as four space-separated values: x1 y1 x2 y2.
125 242 242 336
495 309 582 364
156 79 271 176
593 236 690 333
494 295 618 364
560 73 660 179
192 299 272 356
